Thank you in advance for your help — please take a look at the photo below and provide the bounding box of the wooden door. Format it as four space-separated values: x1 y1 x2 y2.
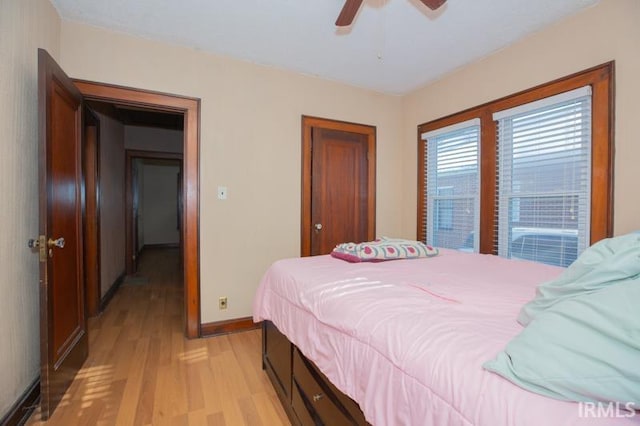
37 48 88 420
301 116 376 256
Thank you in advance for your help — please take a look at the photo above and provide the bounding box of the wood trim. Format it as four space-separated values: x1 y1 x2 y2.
479 110 497 254
0 378 40 426
200 317 261 337
99 272 125 312
590 63 615 243
417 62 615 252
73 79 201 339
300 115 376 257
301 118 312 257
416 126 426 243
83 107 101 317
125 150 185 160
142 243 180 249
417 62 614 133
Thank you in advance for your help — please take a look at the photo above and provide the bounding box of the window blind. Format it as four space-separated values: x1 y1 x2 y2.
494 86 591 267
422 119 480 251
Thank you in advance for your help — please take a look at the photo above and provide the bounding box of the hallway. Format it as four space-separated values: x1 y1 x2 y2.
27 248 288 425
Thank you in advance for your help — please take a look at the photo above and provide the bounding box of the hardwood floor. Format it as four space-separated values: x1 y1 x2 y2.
27 248 289 425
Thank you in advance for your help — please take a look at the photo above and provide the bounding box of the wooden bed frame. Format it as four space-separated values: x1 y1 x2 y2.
262 321 369 426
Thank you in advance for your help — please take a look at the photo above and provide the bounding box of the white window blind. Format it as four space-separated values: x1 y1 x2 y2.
422 119 480 251
494 86 591 267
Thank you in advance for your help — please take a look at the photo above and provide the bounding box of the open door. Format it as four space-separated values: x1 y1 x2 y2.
37 48 88 420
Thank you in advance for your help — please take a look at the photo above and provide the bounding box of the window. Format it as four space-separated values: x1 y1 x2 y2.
422 119 480 251
494 87 592 267
417 63 613 266
436 187 454 231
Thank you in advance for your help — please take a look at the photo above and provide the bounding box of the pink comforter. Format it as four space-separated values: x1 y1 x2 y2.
253 250 639 426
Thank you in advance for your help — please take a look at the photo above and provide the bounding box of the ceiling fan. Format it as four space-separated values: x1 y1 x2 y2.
335 0 446 26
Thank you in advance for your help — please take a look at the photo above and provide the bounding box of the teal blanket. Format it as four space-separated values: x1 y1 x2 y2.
485 232 640 404
518 232 640 325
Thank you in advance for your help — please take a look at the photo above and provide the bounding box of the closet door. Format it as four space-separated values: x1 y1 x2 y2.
301 116 376 256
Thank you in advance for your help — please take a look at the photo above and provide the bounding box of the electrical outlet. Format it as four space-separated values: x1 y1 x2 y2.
219 296 228 310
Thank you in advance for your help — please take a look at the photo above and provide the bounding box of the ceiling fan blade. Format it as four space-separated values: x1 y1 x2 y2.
418 0 447 10
335 0 364 27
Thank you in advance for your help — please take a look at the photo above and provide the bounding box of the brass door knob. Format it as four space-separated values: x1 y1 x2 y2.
47 237 65 249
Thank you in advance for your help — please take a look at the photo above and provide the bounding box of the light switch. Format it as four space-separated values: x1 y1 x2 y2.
217 186 228 200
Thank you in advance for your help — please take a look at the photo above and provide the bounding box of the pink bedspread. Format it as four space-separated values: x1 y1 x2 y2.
253 250 639 426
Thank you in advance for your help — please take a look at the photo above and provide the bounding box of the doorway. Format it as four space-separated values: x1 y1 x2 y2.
300 115 376 256
74 80 200 339
126 151 184 274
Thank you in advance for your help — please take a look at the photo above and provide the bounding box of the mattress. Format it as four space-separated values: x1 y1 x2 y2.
253 249 639 425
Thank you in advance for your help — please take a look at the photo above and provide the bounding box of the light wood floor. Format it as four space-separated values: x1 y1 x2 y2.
27 248 290 426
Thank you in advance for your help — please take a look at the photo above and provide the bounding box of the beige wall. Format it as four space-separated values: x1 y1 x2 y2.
0 0 60 417
141 163 181 245
94 110 126 297
125 125 183 153
402 0 640 239
59 21 405 322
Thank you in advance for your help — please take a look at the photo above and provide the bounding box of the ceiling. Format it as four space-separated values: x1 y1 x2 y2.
51 0 599 95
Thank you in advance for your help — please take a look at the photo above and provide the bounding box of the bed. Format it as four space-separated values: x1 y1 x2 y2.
253 248 638 425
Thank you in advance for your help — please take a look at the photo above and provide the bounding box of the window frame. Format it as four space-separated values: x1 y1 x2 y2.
417 62 614 253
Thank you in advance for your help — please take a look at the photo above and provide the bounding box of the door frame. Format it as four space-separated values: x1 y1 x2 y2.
125 150 184 271
83 107 101 317
74 80 201 339
300 115 376 257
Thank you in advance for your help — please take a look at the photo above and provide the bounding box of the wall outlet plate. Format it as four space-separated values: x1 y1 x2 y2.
218 296 228 310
